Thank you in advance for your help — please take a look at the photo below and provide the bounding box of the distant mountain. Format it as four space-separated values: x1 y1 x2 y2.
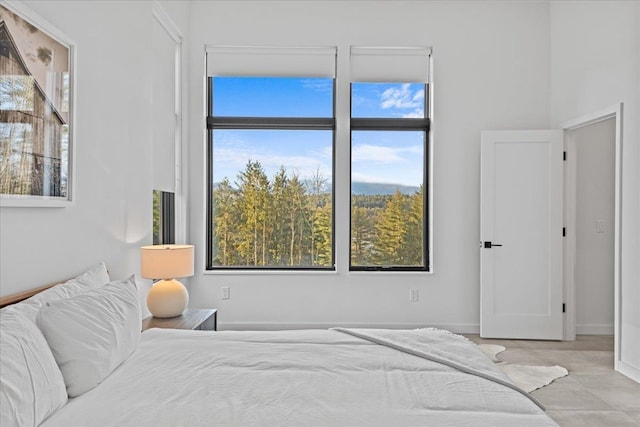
213 180 419 196
351 182 419 196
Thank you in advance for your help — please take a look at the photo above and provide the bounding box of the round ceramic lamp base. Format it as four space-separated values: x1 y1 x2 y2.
146 279 189 318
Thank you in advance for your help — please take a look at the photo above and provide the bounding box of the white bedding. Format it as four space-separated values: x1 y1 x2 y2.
42 328 557 426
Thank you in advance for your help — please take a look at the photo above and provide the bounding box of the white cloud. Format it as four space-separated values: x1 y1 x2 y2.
318 145 333 159
351 171 388 184
380 83 424 113
402 109 424 118
352 144 403 163
301 79 333 92
352 143 422 163
213 145 331 184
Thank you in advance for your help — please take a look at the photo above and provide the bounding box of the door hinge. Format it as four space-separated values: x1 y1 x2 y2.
563 151 567 161
562 303 566 313
563 227 566 237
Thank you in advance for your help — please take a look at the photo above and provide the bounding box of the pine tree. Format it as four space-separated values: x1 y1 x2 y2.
403 185 424 265
152 191 161 245
373 190 409 265
212 178 237 265
286 174 308 266
270 167 290 265
313 199 332 266
351 205 375 265
235 161 271 266
307 167 328 265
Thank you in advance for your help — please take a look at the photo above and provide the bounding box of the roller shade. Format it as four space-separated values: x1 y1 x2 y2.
350 46 431 83
152 16 177 193
206 46 337 78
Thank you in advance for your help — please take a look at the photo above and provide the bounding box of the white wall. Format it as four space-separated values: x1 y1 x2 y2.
573 118 615 335
0 1 189 303
186 0 551 331
550 1 640 380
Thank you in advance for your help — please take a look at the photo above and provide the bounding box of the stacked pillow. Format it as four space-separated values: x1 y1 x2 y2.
37 275 141 397
0 263 142 426
0 308 67 427
10 262 111 322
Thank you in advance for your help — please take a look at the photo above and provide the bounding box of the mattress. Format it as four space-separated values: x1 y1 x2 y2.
41 328 557 426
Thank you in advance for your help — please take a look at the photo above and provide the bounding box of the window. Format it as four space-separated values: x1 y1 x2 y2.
153 190 175 245
206 47 336 270
204 46 431 272
349 47 431 271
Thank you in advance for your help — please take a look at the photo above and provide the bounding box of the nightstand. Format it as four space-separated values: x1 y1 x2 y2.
141 308 217 332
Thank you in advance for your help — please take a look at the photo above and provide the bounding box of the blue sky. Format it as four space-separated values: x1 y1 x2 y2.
212 78 425 188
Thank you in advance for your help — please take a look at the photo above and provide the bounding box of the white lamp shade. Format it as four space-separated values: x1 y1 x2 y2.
140 245 194 280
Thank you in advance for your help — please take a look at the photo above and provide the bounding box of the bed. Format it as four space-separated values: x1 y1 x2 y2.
0 263 558 427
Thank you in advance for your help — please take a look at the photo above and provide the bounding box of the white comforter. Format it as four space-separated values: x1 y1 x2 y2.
42 328 557 426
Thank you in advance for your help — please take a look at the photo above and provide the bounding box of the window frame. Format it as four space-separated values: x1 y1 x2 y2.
205 76 337 271
349 83 431 272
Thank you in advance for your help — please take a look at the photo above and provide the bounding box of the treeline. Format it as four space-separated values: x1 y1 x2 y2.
210 161 424 267
212 161 332 267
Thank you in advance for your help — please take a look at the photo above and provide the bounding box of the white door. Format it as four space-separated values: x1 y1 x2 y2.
480 130 564 339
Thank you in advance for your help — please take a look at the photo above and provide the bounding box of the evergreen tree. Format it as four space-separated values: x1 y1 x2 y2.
270 167 290 265
210 177 422 268
373 190 409 265
212 178 237 265
152 191 161 245
235 161 271 266
351 205 375 265
307 167 328 265
286 174 308 265
402 185 424 265
313 200 332 266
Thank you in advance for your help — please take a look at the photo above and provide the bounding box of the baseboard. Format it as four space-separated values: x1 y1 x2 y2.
218 322 480 334
616 360 640 383
576 324 614 335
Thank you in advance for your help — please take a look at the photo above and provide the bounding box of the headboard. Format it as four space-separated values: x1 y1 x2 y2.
0 283 58 309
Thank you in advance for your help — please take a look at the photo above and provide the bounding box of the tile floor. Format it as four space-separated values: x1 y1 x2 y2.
464 334 640 427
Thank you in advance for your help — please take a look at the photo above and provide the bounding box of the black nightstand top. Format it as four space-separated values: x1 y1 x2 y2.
141 308 217 331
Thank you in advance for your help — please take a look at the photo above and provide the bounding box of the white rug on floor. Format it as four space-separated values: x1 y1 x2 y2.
477 344 568 393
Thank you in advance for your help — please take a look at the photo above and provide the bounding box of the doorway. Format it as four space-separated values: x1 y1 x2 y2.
561 104 622 371
567 118 615 336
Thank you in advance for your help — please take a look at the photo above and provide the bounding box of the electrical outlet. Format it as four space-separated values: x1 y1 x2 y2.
595 220 605 233
410 289 419 302
221 287 230 300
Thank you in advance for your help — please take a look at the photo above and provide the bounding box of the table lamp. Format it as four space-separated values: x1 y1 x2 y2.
141 244 194 318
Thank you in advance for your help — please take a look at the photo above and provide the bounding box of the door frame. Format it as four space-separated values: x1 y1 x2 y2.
561 103 622 370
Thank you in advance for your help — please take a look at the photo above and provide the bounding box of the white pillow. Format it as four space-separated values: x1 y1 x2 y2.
0 307 67 427
36 275 141 397
11 262 111 322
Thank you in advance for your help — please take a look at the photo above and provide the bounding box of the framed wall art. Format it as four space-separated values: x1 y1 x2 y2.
0 1 75 207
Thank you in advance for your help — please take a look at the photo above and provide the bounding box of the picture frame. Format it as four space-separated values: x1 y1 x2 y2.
0 1 75 207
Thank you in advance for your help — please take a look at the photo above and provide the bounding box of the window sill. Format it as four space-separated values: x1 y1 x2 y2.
202 269 338 276
348 270 434 276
